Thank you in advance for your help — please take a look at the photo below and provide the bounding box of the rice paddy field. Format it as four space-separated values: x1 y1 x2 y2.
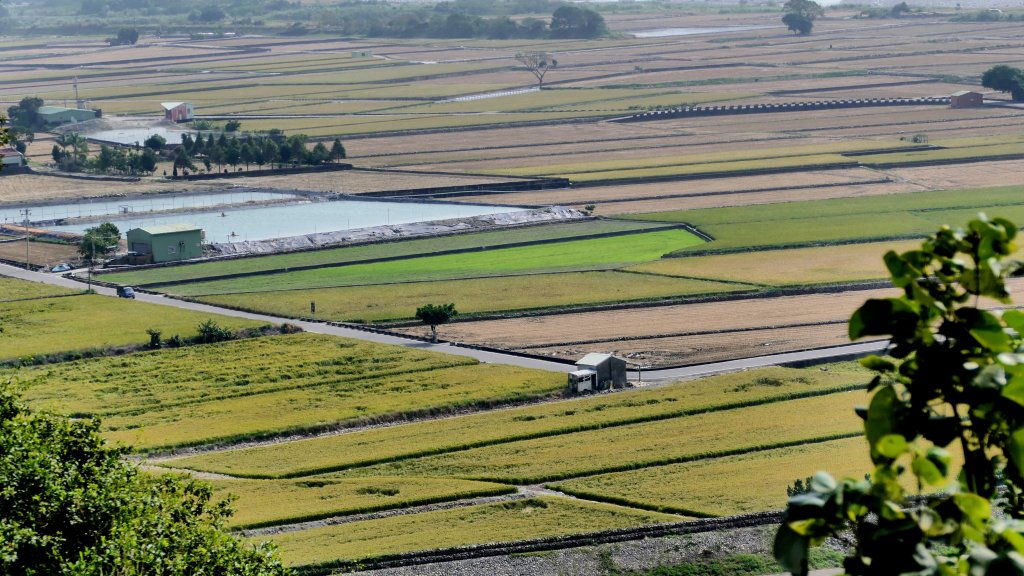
0 274 80 300
13 333 564 449
0 293 264 361
9 7 1024 571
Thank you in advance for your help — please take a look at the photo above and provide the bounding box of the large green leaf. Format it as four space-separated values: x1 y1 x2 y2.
773 524 809 576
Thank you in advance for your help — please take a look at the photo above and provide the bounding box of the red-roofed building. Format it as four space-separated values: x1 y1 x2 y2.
161 101 194 122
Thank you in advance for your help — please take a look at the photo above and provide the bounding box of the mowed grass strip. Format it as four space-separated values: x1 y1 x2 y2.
193 272 746 323
627 241 917 286
166 364 868 478
549 436 964 517
209 476 514 529
0 275 80 300
99 363 563 451
333 390 866 484
100 220 662 287
0 295 264 361
17 333 473 417
263 497 680 566
162 229 704 297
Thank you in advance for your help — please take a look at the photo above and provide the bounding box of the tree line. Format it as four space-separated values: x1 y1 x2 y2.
318 4 606 39
169 132 346 176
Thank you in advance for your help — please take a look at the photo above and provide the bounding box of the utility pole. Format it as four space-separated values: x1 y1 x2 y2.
19 209 31 270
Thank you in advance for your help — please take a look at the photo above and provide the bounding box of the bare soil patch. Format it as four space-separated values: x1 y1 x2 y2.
882 159 1024 191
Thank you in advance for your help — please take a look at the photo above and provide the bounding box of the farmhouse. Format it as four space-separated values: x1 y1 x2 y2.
37 106 97 125
0 147 25 168
950 90 983 108
162 101 194 122
126 224 204 263
568 353 628 392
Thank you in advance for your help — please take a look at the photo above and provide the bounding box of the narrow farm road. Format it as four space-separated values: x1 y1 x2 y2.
1 263 887 379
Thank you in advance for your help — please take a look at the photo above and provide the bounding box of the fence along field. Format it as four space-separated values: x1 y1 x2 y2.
165 363 868 478
14 333 564 450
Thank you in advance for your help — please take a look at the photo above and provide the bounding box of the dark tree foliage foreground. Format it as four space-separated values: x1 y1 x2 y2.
0 383 291 576
982 64 1024 101
775 215 1024 575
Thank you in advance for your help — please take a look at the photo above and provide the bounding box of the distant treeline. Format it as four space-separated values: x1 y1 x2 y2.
317 3 608 39
58 0 608 39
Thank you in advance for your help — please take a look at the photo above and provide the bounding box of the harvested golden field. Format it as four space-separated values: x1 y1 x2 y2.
394 287 901 348
528 323 852 367
0 174 214 205
0 239 80 268
885 159 1024 191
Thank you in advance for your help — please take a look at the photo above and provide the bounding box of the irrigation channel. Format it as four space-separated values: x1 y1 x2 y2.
0 189 527 244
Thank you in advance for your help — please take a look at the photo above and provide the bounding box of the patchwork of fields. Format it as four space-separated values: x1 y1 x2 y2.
8 7 1024 573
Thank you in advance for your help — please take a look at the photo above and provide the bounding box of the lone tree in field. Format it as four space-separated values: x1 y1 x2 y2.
0 383 291 575
415 303 458 343
782 0 823 34
775 215 1024 575
515 52 557 89
982 64 1024 101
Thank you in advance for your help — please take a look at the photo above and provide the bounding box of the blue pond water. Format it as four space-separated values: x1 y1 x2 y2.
4 193 520 243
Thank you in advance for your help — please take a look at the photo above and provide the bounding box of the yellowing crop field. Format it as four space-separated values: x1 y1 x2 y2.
550 436 964 516
165 364 868 478
265 497 680 566
16 334 563 450
0 275 80 301
334 390 866 484
210 476 514 529
0 295 264 361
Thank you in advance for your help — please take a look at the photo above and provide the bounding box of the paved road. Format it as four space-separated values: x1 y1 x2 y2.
1 263 887 379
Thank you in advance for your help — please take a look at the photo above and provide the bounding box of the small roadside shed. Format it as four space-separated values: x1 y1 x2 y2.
38 106 97 125
568 353 628 392
950 90 983 108
126 224 203 263
162 101 195 122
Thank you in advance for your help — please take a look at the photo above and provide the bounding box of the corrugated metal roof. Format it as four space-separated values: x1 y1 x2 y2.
577 353 615 366
950 90 980 97
161 102 187 110
38 106 92 114
133 224 201 235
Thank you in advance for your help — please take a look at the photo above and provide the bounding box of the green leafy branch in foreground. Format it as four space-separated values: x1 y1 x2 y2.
0 382 291 576
775 215 1024 575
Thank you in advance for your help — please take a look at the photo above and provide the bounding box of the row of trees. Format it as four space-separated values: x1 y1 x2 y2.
298 4 605 39
170 132 346 175
51 133 159 175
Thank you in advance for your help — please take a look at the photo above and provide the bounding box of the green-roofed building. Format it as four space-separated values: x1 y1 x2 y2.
38 106 97 125
126 224 204 263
